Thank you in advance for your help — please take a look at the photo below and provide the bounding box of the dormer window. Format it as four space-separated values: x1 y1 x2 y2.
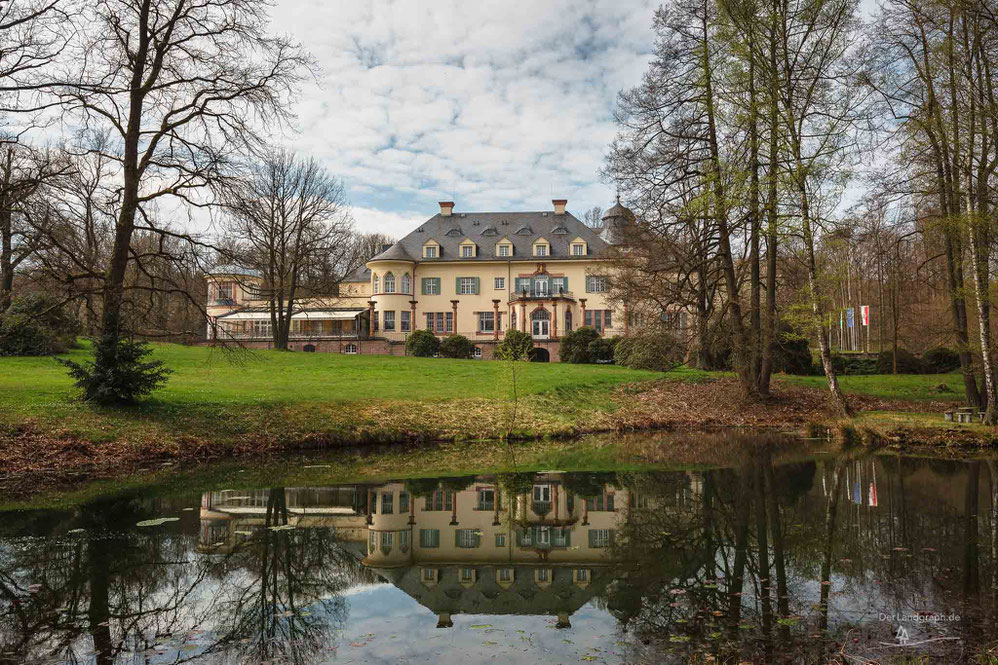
533 238 550 257
496 238 513 257
570 237 588 256
459 239 477 258
423 240 440 259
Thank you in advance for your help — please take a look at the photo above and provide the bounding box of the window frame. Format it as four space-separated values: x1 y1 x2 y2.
478 311 495 333
383 310 396 332
494 277 505 289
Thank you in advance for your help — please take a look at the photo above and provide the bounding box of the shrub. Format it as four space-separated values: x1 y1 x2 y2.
59 336 171 404
439 334 473 359
0 294 79 356
495 329 533 361
876 348 926 374
614 329 683 371
924 346 960 374
559 327 602 363
772 331 815 375
405 329 440 357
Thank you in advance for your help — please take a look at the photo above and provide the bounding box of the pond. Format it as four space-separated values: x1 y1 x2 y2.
1 435 996 664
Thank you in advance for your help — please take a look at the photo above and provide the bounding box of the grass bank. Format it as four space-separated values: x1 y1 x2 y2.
0 342 991 495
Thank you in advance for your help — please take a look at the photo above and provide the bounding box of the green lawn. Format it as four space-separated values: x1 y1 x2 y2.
781 371 964 402
0 342 678 446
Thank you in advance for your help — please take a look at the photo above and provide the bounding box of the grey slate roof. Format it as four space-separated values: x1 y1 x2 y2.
343 265 371 282
370 242 416 262
370 564 611 618
208 264 261 277
369 211 610 263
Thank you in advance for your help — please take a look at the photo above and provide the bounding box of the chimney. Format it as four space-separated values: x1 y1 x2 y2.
439 201 455 217
552 199 567 215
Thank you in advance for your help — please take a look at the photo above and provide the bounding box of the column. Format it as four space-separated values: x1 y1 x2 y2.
450 299 459 335
551 302 558 338
449 492 458 526
492 299 501 340
579 298 587 328
366 489 373 525
493 487 501 526
409 299 417 331
520 302 527 332
367 300 376 338
409 492 416 525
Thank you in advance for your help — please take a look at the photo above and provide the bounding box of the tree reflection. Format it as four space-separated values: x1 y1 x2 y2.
206 487 355 665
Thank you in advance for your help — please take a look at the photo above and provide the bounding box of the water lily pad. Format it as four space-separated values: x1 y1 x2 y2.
136 518 179 527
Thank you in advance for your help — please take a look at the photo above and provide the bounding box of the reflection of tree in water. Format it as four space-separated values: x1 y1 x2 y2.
603 452 998 663
0 494 212 664
207 487 354 665
0 488 364 665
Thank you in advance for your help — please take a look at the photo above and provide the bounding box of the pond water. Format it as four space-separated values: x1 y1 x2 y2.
1 438 997 664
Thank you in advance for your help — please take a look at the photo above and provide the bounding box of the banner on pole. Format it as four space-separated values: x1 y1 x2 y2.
861 305 869 326
846 307 855 329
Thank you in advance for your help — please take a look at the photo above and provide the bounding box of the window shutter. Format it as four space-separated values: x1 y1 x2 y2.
455 277 461 294
562 277 568 292
473 277 480 294
421 278 428 295
584 276 590 293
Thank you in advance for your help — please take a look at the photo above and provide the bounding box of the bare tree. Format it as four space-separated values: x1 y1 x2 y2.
37 0 308 399
224 149 353 350
582 205 603 229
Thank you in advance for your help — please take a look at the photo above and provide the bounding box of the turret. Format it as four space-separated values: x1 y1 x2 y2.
600 195 635 245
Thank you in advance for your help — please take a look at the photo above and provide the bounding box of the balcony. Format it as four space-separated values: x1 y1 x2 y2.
510 288 575 301
209 298 236 306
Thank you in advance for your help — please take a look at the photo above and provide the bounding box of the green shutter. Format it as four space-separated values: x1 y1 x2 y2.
421 278 428 295
435 278 441 294
562 277 568 292
584 276 590 293
455 277 461 294
473 277 480 294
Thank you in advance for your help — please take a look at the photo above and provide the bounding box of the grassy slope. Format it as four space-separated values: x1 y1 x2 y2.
0 342 986 465
0 342 680 447
780 372 964 402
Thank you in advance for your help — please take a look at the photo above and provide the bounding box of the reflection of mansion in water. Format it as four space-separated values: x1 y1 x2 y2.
199 473 701 628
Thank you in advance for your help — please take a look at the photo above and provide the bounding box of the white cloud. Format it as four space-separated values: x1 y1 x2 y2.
269 0 660 233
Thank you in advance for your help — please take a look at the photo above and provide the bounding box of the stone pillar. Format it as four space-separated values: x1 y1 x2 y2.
366 489 373 525
367 300 376 338
437 612 453 629
555 612 571 629
582 497 589 526
450 299 459 335
551 302 558 339
623 302 630 335
492 299 501 340
579 298 587 328
410 299 417 330
449 492 458 526
520 302 527 332
409 493 416 525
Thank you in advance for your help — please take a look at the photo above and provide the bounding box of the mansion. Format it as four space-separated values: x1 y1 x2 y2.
206 198 634 361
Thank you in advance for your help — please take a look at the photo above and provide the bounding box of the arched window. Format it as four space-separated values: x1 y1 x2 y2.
401 273 411 294
384 272 396 293
344 343 358 354
565 309 573 332
373 274 380 293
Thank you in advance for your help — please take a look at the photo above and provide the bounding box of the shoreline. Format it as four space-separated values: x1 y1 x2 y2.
2 375 992 501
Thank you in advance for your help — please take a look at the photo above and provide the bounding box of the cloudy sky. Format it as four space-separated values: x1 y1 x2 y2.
268 0 879 239
268 0 661 238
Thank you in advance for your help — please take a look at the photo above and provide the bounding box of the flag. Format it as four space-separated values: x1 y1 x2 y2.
861 305 869 326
